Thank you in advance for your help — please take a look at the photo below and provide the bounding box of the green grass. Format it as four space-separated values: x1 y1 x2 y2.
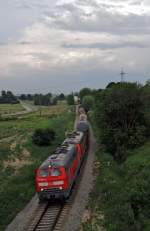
35 104 68 116
126 143 150 168
0 104 24 114
0 106 75 230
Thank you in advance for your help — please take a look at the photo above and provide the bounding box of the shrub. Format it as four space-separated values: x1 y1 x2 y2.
82 95 94 112
67 93 74 105
32 128 55 146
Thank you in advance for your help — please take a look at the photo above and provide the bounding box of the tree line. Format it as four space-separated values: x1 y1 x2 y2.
78 82 150 162
0 90 76 107
0 90 19 104
94 81 150 162
18 93 66 106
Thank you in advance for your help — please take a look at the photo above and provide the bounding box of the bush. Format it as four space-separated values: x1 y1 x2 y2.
82 95 94 112
32 128 55 146
67 93 74 105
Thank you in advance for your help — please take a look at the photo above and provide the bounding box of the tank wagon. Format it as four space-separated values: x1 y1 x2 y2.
76 120 89 133
35 131 88 201
79 113 87 121
78 106 85 115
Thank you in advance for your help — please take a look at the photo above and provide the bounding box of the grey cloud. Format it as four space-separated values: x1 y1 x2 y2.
76 0 98 6
16 3 32 9
13 1 150 36
43 4 150 35
0 42 7 46
15 0 55 10
18 41 33 45
31 3 50 9
63 41 149 50
1 0 150 93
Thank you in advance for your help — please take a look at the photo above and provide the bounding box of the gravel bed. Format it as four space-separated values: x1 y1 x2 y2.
5 195 39 231
63 125 96 231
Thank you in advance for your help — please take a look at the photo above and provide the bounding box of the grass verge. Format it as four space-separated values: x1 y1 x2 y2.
0 107 74 230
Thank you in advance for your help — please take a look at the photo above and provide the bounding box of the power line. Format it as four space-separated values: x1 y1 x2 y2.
120 68 127 82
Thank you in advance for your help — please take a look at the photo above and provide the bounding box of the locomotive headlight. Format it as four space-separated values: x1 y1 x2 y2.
53 180 64 186
38 182 48 187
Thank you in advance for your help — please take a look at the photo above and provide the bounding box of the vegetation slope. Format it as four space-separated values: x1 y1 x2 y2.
80 83 150 231
0 104 74 230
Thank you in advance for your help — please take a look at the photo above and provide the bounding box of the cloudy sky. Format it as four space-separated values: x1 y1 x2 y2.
0 0 150 93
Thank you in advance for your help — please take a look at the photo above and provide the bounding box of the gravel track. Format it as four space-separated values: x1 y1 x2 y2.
62 125 96 231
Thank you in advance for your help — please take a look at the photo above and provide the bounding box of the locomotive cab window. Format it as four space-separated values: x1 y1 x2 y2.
39 169 49 177
51 168 61 176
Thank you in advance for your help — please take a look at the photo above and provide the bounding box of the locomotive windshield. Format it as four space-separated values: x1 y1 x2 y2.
51 168 61 176
39 168 61 177
39 169 49 177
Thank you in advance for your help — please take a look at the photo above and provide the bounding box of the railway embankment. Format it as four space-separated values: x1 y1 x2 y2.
62 125 96 231
81 82 150 231
3 108 74 231
5 105 97 231
81 138 150 231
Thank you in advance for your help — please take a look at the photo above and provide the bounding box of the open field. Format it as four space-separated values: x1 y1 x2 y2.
0 104 24 115
34 103 69 117
0 102 69 119
0 105 75 230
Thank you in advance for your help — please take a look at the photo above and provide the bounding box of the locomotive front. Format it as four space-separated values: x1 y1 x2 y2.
35 144 79 201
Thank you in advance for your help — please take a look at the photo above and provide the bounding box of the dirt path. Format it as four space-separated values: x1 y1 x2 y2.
2 101 38 118
19 100 37 113
63 125 96 231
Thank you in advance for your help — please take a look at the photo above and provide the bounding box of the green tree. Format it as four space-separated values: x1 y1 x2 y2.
0 90 18 104
67 93 74 105
57 93 65 101
33 93 52 106
79 88 92 101
94 82 146 162
19 94 27 100
1 90 6 98
141 83 150 136
51 96 58 105
82 95 94 112
106 82 116 88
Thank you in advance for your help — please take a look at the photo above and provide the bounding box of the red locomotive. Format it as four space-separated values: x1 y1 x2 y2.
35 128 89 201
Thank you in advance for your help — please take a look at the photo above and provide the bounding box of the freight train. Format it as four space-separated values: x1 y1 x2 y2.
35 107 89 201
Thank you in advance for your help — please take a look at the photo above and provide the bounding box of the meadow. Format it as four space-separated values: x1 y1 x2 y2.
0 104 24 115
0 103 75 230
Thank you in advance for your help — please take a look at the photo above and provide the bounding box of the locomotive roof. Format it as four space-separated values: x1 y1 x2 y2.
40 143 76 169
64 131 84 145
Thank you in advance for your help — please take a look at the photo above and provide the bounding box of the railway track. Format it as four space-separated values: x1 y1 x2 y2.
27 106 88 231
27 150 88 231
27 187 75 231
27 201 63 231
